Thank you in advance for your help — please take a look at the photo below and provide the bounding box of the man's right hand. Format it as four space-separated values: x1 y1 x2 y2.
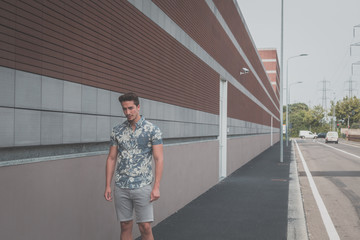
104 187 112 201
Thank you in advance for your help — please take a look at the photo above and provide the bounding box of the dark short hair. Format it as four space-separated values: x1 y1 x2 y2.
118 92 139 106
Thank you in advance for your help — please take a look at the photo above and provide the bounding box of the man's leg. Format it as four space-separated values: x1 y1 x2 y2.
138 222 153 240
133 185 154 240
120 220 133 240
114 187 134 239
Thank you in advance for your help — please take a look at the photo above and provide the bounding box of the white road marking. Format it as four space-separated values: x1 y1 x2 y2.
318 142 360 159
294 140 340 240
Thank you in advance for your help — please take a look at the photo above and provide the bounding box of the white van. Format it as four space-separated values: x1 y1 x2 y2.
299 130 317 139
325 131 339 144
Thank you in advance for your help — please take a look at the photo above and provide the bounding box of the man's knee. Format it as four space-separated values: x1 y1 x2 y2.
138 222 152 235
120 220 133 232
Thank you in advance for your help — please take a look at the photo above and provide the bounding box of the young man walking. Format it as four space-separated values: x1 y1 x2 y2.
105 92 164 240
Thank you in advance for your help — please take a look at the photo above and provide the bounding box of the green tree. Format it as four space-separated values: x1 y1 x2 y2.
304 105 325 131
335 96 360 127
286 103 328 137
289 103 308 114
288 103 309 137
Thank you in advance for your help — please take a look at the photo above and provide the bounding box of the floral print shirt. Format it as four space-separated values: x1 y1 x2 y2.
110 116 163 189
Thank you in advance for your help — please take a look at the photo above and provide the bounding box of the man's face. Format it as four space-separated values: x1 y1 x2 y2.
121 101 140 123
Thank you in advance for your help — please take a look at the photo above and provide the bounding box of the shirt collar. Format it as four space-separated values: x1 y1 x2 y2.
136 116 145 127
126 116 145 128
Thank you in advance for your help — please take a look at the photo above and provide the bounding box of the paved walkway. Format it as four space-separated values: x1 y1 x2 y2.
141 142 294 240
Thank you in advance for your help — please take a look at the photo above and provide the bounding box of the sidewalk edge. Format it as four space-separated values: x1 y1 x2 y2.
287 140 309 239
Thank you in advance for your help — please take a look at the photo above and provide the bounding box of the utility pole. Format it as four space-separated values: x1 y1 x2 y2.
350 24 360 56
333 104 336 130
319 79 330 120
353 24 360 38
332 92 336 131
348 24 360 98
344 77 357 98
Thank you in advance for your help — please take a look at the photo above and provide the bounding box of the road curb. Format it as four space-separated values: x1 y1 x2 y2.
287 140 309 240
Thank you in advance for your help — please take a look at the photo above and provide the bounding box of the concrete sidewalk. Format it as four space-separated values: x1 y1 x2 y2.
140 141 303 240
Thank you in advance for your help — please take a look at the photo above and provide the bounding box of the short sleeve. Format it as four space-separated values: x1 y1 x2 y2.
110 129 118 146
151 126 163 145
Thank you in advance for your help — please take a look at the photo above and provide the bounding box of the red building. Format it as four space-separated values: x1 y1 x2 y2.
259 49 280 99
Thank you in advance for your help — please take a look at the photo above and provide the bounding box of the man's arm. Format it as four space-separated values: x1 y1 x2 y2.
104 146 118 201
150 144 163 202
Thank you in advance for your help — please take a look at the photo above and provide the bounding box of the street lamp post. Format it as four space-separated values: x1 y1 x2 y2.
332 92 336 131
286 54 308 146
280 0 284 162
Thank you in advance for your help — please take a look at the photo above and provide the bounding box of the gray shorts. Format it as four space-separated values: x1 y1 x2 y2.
114 184 154 223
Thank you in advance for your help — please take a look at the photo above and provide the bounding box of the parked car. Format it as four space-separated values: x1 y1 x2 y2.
325 131 339 144
299 130 317 139
317 132 327 138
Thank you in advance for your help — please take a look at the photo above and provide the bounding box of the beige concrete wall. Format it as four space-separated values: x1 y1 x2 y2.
0 140 219 240
341 128 360 135
227 134 279 176
152 140 219 225
0 135 280 239
0 155 120 240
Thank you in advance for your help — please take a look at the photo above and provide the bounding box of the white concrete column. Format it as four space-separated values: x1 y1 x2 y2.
271 116 273 146
219 78 228 180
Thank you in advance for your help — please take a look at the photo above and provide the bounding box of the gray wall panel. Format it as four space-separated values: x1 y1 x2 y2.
81 115 97 142
14 109 41 146
15 71 41 109
82 85 97 114
228 117 273 135
41 76 63 111
1 66 278 149
139 98 151 118
41 112 63 145
96 116 110 142
0 107 14 147
110 116 123 129
155 101 165 120
159 120 170 138
110 91 122 116
97 89 111 115
63 81 81 113
0 67 15 107
63 113 81 143
149 99 160 120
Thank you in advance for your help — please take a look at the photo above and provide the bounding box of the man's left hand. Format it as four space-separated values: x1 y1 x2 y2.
150 187 160 202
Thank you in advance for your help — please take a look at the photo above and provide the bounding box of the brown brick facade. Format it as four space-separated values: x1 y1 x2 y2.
0 0 280 126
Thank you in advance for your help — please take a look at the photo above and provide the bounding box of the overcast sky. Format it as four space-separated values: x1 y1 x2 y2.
236 0 360 109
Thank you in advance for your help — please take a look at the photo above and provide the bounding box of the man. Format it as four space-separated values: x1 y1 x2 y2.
105 92 164 240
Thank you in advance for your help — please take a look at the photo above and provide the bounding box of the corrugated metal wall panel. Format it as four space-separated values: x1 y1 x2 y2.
0 0 220 114
228 83 279 127
213 0 279 115
152 0 279 125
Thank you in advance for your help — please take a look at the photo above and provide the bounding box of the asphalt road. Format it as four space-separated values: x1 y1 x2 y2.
294 138 360 240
